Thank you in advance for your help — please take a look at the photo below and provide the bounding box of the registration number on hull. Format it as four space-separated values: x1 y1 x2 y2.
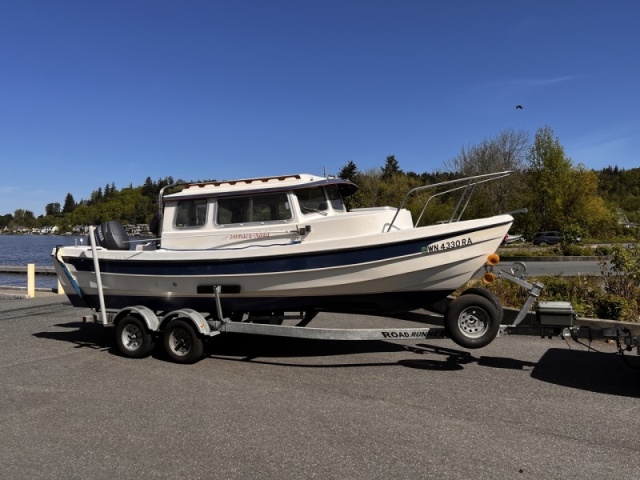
421 237 472 254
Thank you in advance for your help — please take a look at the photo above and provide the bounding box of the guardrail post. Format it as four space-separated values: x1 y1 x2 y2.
27 263 35 298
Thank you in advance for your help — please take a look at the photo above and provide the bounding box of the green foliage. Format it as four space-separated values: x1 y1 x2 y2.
0 214 12 229
12 209 36 228
595 295 632 321
337 161 358 183
381 155 401 180
597 166 640 223
601 243 640 300
63 193 76 214
3 127 640 241
562 224 583 245
0 177 175 232
45 203 61 216
466 274 638 323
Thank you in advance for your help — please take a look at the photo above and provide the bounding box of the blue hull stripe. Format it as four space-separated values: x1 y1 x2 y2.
63 222 508 276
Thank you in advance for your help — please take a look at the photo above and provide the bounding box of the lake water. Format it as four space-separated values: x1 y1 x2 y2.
0 234 86 289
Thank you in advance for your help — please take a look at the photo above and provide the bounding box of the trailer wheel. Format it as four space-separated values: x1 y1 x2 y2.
445 294 500 349
461 287 503 323
115 315 155 358
163 319 204 364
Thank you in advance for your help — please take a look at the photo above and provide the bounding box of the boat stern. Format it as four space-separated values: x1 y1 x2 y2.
51 245 91 308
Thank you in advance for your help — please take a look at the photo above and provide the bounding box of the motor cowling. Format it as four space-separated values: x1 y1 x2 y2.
91 221 129 250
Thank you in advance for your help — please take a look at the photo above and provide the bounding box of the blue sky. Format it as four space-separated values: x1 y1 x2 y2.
1 1 638 216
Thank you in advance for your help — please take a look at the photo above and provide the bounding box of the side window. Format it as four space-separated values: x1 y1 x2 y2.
217 197 251 224
326 185 346 212
175 199 208 228
297 187 328 214
251 193 292 222
216 193 291 225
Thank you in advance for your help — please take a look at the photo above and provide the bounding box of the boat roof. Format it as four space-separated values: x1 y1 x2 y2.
164 173 358 200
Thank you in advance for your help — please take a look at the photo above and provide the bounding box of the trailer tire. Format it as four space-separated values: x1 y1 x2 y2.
163 319 204 364
461 287 503 323
115 315 155 358
445 294 500 349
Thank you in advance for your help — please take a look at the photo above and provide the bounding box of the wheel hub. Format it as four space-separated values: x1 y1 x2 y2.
458 308 489 338
169 330 191 356
123 325 143 350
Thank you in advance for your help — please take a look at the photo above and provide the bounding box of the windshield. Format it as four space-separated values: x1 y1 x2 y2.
296 187 328 215
326 185 346 212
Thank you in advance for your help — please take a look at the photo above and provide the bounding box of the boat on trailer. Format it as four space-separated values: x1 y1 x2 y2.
53 170 517 362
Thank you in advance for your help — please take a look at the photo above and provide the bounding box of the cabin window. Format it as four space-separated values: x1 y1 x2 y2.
326 185 346 212
175 199 208 228
297 187 328 215
216 193 291 225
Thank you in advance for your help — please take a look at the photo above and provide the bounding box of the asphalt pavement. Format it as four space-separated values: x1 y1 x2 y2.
1 296 639 480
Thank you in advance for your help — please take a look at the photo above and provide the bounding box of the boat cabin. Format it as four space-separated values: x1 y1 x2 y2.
155 173 414 250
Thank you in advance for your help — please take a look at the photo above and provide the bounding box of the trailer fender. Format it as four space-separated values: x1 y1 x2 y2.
113 306 160 332
162 309 211 336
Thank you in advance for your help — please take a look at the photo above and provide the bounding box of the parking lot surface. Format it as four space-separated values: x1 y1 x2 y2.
1 296 639 480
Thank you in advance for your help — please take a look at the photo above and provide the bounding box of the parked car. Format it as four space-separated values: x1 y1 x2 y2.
533 231 581 245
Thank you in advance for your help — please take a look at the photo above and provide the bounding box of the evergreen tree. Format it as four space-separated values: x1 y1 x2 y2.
381 155 401 180
63 193 76 213
338 161 359 182
89 187 103 205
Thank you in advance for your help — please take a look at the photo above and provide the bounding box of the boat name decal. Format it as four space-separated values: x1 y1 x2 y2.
421 237 472 254
228 232 271 240
381 330 446 339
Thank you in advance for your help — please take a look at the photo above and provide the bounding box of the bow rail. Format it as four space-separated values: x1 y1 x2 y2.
386 170 513 232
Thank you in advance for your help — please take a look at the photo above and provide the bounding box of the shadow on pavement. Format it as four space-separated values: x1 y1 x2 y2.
33 321 112 351
206 333 409 367
33 322 640 397
530 348 640 397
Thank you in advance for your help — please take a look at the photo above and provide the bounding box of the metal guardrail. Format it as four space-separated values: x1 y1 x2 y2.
0 264 63 298
0 265 56 274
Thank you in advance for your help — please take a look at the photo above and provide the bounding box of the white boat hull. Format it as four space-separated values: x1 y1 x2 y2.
53 215 512 315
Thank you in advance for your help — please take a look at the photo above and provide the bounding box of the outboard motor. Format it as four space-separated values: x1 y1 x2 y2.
91 221 130 250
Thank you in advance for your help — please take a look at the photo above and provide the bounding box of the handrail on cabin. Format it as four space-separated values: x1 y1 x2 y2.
386 171 513 232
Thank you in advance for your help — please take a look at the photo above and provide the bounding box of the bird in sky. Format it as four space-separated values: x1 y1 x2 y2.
515 105 524 109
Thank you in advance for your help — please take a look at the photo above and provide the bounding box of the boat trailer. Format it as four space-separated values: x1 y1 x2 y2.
77 226 638 364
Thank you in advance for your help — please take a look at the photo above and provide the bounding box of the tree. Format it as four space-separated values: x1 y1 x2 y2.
344 168 381 209
522 126 614 238
447 129 528 175
45 202 61 216
13 209 36 228
63 193 76 213
89 187 103 205
525 126 574 233
381 155 401 180
142 176 155 198
337 161 359 182
0 213 12 229
447 129 530 219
